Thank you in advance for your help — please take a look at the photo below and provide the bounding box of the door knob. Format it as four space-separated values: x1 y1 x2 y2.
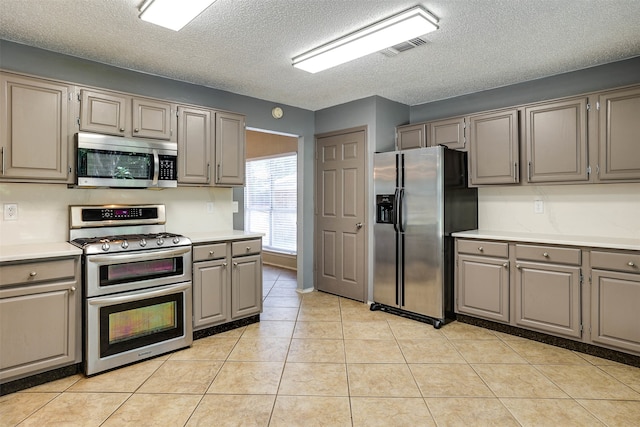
356 222 363 229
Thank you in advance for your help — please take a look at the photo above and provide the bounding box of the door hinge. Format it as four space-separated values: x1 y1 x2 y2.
586 103 590 111
580 324 583 333
580 272 584 285
76 117 80 126
175 109 179 117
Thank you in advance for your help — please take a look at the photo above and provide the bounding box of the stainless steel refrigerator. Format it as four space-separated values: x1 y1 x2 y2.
371 146 477 328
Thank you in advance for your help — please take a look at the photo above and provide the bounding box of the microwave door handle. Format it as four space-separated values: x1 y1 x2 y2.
152 149 159 186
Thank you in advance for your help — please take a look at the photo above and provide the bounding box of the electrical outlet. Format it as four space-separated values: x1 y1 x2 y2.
4 203 18 221
232 201 239 214
534 200 544 214
206 202 215 214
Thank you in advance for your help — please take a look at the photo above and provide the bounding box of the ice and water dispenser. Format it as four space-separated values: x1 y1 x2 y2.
376 194 395 224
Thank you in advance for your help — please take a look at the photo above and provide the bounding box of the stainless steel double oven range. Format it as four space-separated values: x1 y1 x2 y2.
69 204 192 376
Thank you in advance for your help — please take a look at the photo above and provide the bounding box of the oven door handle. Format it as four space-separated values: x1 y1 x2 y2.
88 281 191 306
87 246 191 264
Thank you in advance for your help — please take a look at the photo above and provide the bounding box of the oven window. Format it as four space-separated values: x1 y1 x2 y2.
100 257 184 287
100 293 184 357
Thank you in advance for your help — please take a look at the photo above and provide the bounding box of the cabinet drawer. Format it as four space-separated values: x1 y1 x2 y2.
591 250 640 274
457 240 508 258
515 244 581 265
232 239 262 256
193 243 227 262
0 258 77 287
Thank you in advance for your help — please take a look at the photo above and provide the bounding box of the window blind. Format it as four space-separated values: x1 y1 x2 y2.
244 153 297 254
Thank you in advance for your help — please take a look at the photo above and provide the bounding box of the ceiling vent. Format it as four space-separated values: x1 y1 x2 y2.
379 37 429 57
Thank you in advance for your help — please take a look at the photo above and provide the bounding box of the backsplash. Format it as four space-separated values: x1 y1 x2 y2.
0 183 233 244
478 183 640 240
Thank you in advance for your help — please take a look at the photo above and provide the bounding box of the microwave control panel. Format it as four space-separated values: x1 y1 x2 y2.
159 155 177 180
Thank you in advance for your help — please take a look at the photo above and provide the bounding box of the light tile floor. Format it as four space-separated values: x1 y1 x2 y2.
2 265 640 426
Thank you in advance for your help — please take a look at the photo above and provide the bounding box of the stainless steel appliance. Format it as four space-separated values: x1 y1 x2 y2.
69 204 192 375
76 132 178 188
371 146 477 328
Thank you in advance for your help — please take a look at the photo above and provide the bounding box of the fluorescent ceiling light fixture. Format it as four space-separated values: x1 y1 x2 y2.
139 0 217 31
292 6 438 73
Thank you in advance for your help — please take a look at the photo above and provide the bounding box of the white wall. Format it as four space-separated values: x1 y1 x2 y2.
0 183 233 244
478 183 640 240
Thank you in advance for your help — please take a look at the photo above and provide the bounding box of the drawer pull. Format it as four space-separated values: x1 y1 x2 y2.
478 247 484 252
246 246 251 252
502 263 508 268
543 252 549 258
233 262 238 267
119 127 125 132
516 264 521 269
209 251 214 255
29 271 37 277
629 262 636 267
222 262 228 268
70 286 76 293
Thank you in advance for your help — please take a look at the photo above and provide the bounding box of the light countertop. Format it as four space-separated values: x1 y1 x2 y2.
184 230 264 244
452 230 640 251
0 242 82 263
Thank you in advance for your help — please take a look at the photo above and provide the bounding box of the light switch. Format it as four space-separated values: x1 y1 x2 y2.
206 202 215 213
232 201 239 213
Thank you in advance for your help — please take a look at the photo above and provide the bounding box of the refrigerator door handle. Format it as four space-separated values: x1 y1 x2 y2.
393 188 400 233
397 188 405 233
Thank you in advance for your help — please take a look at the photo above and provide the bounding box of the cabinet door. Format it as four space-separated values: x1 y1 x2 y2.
514 262 582 338
231 254 262 319
525 98 588 183
177 107 212 184
215 111 245 185
132 98 173 140
80 89 127 136
193 259 229 329
0 281 79 382
469 109 519 185
591 269 640 354
396 123 426 150
457 254 510 322
0 73 72 181
597 86 640 181
429 117 465 150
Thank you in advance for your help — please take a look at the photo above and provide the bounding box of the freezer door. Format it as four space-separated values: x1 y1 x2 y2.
373 152 399 307
401 147 445 318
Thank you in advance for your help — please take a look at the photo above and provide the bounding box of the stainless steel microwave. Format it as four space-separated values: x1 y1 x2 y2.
76 132 178 188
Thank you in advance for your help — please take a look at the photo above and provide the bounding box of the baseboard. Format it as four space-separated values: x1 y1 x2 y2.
263 251 296 270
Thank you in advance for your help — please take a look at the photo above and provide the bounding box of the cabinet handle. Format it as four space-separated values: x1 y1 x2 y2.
543 252 549 258
513 162 518 182
502 263 508 268
209 250 214 255
246 246 251 252
70 286 76 293
119 127 125 132
134 128 139 133
516 264 521 269
217 163 221 181
29 271 37 277
222 262 228 268
233 262 238 267
528 161 532 182
629 262 636 267
1 147 4 175
207 163 211 183
478 247 484 252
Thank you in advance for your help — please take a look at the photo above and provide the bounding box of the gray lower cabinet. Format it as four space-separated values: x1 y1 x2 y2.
456 240 510 323
514 244 583 339
590 250 640 354
192 239 262 331
0 257 81 383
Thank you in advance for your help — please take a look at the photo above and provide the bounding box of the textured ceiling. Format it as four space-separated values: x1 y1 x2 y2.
1 0 639 111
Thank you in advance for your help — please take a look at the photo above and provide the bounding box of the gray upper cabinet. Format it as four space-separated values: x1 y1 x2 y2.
396 123 426 150
177 106 213 185
597 86 640 181
79 88 175 141
215 111 246 186
524 98 589 183
0 72 74 183
469 109 520 185
429 116 466 150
